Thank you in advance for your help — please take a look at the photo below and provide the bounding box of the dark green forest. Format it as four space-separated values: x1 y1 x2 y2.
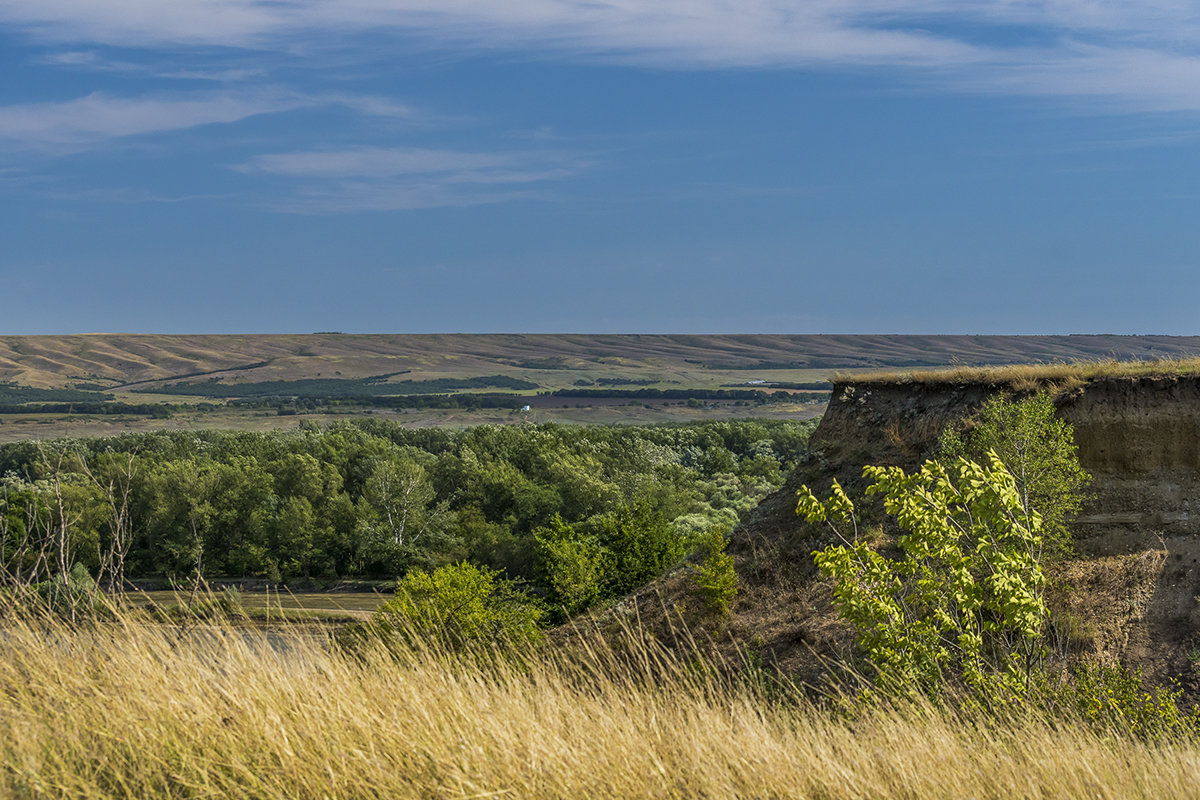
0 419 815 611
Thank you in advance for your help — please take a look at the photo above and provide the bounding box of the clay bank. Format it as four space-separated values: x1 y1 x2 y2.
809 372 1200 553
697 361 1200 691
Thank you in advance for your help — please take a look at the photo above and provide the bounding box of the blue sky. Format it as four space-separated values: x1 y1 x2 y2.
4 1 1200 334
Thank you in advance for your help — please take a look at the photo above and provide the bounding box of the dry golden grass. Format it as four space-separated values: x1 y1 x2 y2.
2 605 1198 799
837 357 1200 389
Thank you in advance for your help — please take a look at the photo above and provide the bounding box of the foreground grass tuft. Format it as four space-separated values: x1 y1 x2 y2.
3 603 1200 799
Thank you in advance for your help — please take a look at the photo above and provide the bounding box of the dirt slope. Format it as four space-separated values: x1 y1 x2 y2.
614 372 1200 693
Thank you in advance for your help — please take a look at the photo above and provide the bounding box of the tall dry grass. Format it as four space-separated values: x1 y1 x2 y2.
1 604 1198 799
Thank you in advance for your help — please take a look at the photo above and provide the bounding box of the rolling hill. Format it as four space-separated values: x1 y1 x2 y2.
3 333 1199 393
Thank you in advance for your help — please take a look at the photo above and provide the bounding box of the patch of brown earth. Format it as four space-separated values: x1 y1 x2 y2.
619 374 1200 694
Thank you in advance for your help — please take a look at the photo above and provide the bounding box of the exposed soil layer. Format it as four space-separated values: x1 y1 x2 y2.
621 375 1200 691
795 376 1200 548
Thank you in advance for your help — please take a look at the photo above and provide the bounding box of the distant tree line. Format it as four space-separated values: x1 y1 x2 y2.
0 402 171 418
238 393 530 413
548 388 811 402
0 384 112 403
720 381 832 390
577 377 663 386
134 375 538 398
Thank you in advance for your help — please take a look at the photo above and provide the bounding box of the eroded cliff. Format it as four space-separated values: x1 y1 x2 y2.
623 372 1200 692
798 375 1200 551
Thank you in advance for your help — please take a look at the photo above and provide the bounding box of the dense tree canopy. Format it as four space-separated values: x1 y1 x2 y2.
0 418 816 589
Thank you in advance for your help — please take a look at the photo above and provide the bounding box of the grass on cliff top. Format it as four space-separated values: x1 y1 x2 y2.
837 357 1200 389
3 599 1200 799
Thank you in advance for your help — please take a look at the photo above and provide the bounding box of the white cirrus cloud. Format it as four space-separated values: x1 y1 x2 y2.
0 0 984 64
0 0 287 47
323 95 426 121
0 90 432 155
40 186 232 204
241 146 538 177
0 90 307 152
238 144 587 212
7 1 1200 111
963 44 1200 113
265 182 552 213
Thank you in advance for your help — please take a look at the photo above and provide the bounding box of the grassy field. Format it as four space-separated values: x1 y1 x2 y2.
134 590 388 621
2 604 1197 799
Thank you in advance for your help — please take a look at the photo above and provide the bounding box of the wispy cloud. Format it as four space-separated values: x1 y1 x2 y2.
0 0 286 48
0 90 307 153
0 166 44 188
963 44 1200 113
153 67 265 82
39 186 232 204
238 144 587 212
239 146 562 178
39 49 264 81
0 1 981 64
7 1 1200 112
324 95 425 121
0 90 433 155
39 49 108 66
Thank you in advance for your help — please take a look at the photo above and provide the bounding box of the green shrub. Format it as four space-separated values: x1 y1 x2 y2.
23 563 113 620
370 562 546 651
691 528 737 617
534 515 605 620
534 502 692 619
799 453 1048 694
1032 663 1200 740
597 502 689 598
938 390 1091 556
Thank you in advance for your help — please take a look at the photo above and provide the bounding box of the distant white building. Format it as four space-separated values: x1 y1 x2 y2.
520 405 532 412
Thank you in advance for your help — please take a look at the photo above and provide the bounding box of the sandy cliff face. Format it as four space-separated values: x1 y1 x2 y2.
794 376 1200 550
1060 378 1200 550
720 376 1200 688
